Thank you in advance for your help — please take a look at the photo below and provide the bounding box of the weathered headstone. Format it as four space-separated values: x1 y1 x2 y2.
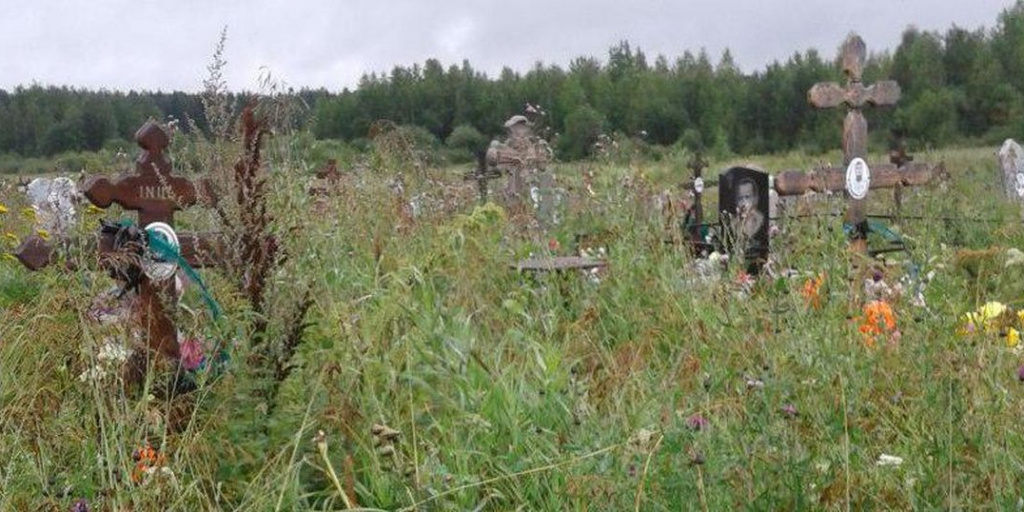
720 167 769 272
26 176 80 238
485 115 553 200
531 171 565 229
998 139 1024 208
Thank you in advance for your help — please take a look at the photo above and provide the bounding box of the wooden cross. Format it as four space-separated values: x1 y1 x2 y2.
889 135 914 219
14 121 222 362
807 33 901 250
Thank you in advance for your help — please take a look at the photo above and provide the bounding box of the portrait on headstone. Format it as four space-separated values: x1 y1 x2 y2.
719 167 769 271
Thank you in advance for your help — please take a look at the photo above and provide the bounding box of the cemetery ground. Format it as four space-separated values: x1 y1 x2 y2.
3 142 1024 510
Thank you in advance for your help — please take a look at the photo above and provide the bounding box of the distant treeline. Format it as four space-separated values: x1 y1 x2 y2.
2 1 1024 161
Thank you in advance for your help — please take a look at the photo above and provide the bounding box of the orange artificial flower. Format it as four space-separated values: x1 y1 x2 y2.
859 300 897 348
131 443 166 483
801 273 826 309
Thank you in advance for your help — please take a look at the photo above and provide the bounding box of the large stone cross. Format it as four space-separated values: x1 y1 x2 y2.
808 33 901 245
14 121 222 362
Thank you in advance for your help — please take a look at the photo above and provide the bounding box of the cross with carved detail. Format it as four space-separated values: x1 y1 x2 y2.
14 121 223 362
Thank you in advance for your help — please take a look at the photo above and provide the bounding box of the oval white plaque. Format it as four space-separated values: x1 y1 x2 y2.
694 177 705 194
845 158 871 200
143 222 180 282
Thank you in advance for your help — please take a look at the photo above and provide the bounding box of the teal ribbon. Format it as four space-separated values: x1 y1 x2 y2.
144 226 222 320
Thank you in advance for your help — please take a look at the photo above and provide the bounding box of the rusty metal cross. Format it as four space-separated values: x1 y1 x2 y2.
14 121 222 362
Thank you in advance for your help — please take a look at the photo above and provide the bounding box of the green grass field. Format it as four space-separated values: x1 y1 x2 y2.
3 143 1024 510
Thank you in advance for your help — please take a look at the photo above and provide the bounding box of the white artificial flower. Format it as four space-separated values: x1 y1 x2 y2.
876 454 904 466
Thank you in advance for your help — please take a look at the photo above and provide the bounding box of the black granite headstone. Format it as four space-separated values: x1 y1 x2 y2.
719 167 769 273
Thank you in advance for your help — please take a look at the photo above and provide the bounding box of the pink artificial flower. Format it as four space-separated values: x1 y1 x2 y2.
179 338 205 371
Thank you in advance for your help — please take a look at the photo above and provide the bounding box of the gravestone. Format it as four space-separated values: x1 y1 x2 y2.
26 176 80 238
485 115 553 200
998 139 1024 208
531 171 564 229
682 152 713 254
719 167 769 272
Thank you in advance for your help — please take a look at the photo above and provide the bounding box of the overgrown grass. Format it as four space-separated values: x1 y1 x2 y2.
2 143 1024 510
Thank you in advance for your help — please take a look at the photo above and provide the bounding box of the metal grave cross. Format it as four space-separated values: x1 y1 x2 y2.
681 152 714 253
463 151 503 204
14 121 222 361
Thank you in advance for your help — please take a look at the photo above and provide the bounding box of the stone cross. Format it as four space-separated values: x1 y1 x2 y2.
14 121 222 362
808 33 901 249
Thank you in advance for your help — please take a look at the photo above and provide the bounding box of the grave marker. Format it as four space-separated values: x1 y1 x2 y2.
807 33 900 250
14 121 223 363
719 167 770 273
998 139 1024 212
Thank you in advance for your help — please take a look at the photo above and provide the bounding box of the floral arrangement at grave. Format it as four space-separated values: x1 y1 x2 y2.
957 301 1024 349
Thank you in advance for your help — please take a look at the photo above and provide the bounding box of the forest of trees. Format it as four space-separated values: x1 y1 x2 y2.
2 2 1023 163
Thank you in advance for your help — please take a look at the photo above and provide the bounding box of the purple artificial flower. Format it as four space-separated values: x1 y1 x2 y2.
1017 365 1024 382
686 414 709 431
781 404 799 417
70 499 89 512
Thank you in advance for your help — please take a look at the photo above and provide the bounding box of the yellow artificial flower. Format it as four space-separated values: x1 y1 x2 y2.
36 229 50 240
1018 310 1024 327
980 301 1007 323
2 253 17 262
21 207 35 219
86 204 104 215
0 203 8 214
4 232 17 243
1008 328 1020 348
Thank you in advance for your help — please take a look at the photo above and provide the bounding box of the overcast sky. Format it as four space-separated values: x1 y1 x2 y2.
0 0 1014 92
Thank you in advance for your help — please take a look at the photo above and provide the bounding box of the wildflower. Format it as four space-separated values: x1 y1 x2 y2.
78 366 107 382
1008 328 1021 349
548 238 560 252
686 414 709 431
0 203 7 214
21 207 35 219
3 232 16 243
1017 365 1024 382
70 499 89 512
859 300 897 348
801 273 825 309
781 404 798 418
876 454 904 466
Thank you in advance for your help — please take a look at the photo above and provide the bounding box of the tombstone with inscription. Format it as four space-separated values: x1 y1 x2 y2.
14 121 223 377
999 139 1024 209
720 167 769 272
